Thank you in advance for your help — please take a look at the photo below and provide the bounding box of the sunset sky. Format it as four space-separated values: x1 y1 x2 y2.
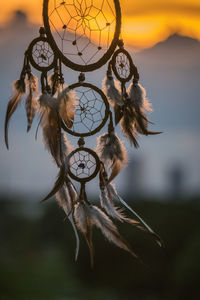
0 0 200 48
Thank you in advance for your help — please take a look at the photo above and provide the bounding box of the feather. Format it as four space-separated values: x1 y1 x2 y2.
66 179 78 203
114 104 123 125
127 82 152 112
100 188 125 221
96 132 127 181
41 166 66 202
87 205 138 258
58 87 77 128
25 73 38 132
4 78 26 149
61 132 74 161
39 93 63 167
102 77 124 106
120 104 139 148
107 183 163 247
48 71 60 96
56 186 72 216
56 187 80 261
74 202 94 267
127 82 162 136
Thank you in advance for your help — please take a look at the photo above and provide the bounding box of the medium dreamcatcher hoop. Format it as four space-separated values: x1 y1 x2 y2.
4 0 163 266
61 82 109 137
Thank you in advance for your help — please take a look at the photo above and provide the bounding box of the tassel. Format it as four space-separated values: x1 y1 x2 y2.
107 183 163 247
102 76 124 107
25 73 38 132
56 186 80 261
4 76 26 149
39 93 63 167
127 81 162 136
96 131 127 182
58 87 77 129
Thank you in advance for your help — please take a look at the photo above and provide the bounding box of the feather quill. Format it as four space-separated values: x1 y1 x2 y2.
25 73 38 132
58 87 77 128
5 77 26 149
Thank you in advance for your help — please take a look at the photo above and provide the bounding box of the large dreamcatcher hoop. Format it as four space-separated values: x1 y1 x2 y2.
4 0 163 266
43 0 121 71
62 82 110 137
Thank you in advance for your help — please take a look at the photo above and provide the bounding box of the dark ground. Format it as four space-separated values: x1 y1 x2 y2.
0 194 200 300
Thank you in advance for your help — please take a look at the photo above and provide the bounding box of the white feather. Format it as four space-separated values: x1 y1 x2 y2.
100 188 124 221
95 132 127 169
74 202 88 234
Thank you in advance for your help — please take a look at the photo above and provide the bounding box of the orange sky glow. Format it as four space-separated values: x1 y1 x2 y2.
0 0 200 49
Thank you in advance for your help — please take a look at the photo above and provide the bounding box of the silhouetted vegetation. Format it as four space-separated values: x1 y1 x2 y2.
0 195 199 300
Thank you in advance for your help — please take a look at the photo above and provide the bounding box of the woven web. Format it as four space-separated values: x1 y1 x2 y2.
115 52 131 80
32 40 54 67
69 150 96 179
48 0 116 65
70 86 106 135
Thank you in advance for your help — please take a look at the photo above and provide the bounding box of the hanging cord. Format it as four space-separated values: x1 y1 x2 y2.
79 182 90 205
59 58 64 87
108 110 114 134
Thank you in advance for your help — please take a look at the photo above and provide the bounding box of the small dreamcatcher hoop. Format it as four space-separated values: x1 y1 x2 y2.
111 48 137 83
62 82 109 137
27 36 57 72
67 147 100 182
43 0 121 72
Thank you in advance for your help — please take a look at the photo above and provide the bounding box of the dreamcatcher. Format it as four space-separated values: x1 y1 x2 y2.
4 0 163 265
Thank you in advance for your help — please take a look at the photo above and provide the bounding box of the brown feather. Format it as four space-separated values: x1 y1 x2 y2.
120 105 139 148
25 74 38 132
4 79 26 149
135 107 162 136
42 108 63 167
88 205 138 259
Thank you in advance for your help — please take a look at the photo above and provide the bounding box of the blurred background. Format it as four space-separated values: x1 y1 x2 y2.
0 1 200 299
